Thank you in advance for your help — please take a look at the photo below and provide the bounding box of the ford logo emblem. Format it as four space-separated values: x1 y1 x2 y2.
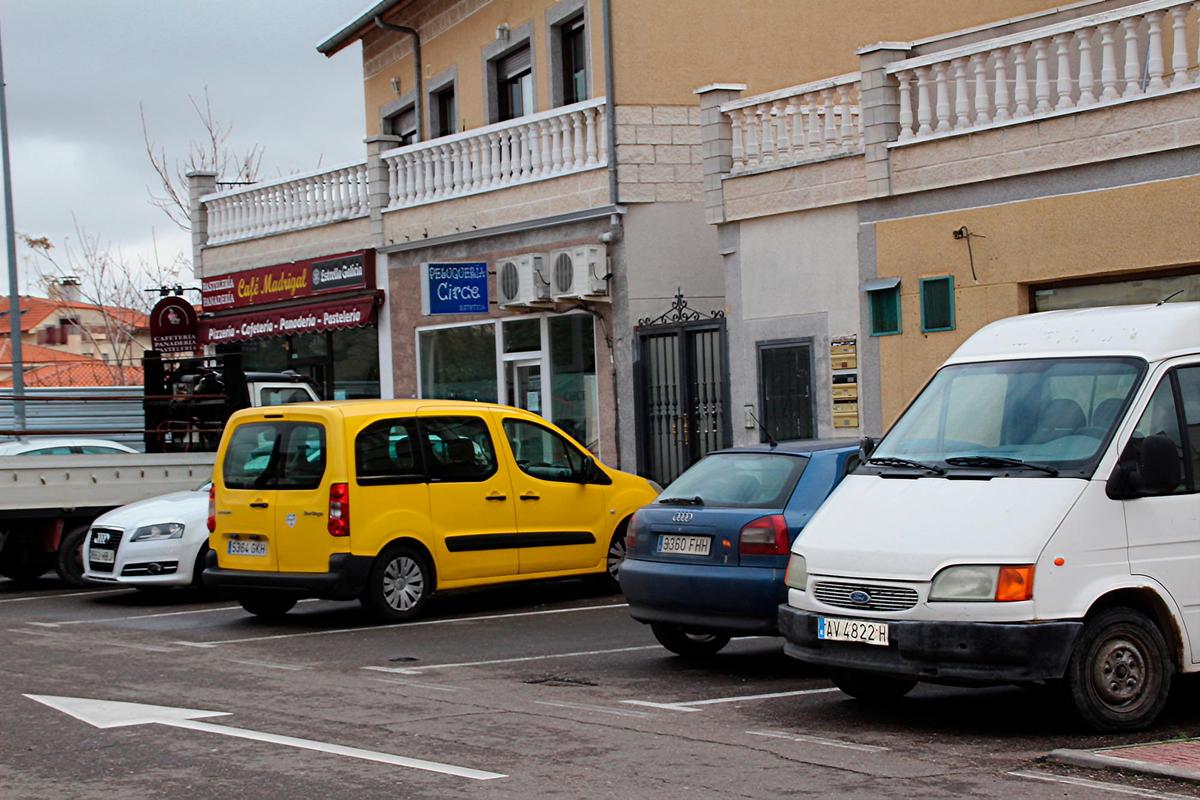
849 590 871 604
671 512 694 523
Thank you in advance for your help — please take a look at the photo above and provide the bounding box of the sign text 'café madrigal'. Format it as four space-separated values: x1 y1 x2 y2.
201 251 375 312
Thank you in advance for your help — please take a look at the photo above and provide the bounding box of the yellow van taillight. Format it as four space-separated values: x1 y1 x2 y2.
328 483 350 537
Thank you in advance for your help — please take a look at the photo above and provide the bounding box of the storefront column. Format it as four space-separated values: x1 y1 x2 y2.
186 170 218 280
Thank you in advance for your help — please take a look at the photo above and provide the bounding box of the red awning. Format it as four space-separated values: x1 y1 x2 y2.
200 292 382 345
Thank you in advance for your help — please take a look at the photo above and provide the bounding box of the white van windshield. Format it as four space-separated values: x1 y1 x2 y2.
871 357 1144 477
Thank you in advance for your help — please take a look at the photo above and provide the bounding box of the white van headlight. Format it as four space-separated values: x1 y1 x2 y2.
784 554 807 591
130 522 185 542
929 564 1035 602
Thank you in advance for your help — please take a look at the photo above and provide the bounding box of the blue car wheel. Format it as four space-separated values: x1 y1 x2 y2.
651 623 731 657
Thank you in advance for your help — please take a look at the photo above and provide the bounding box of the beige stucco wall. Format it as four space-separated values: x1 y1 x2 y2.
360 0 606 137
874 175 1200 424
610 0 1064 106
721 154 868 221
200 219 374 276
380 168 608 244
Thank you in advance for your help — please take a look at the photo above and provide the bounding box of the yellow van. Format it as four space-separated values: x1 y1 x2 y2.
204 400 658 621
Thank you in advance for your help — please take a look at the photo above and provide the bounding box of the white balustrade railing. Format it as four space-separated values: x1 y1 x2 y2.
382 97 607 208
203 162 369 245
720 73 863 174
888 0 1200 143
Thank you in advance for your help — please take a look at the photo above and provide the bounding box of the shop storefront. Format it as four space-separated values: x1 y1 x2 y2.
416 312 600 452
200 250 383 399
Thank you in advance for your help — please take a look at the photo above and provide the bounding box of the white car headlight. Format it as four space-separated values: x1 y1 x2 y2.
929 564 1035 602
130 522 185 542
784 554 807 591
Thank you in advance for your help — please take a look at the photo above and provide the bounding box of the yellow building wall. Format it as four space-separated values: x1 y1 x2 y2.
610 0 1064 105
874 175 1200 425
362 0 605 137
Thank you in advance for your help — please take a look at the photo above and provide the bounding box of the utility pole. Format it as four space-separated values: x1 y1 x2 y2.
0 19 24 432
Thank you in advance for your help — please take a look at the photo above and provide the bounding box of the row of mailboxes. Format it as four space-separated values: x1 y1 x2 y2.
831 336 859 429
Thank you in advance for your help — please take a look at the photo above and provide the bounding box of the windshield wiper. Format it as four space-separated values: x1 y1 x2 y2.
657 495 705 506
867 456 944 475
945 455 1059 476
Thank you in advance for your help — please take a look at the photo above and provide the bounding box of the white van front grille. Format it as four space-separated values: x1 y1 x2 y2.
813 581 919 611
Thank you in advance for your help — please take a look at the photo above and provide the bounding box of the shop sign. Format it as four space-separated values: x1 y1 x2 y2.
201 292 381 345
421 262 489 315
202 250 375 311
149 295 199 353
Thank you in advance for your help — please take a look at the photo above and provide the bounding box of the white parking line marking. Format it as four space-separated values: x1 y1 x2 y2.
95 640 176 653
1008 770 1198 798
534 700 654 718
173 603 629 648
747 729 889 753
27 598 322 628
0 588 132 604
8 627 64 637
228 659 309 672
369 677 459 693
362 645 660 674
622 687 839 712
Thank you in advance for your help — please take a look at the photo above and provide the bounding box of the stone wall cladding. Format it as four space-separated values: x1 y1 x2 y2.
721 155 869 221
362 0 490 78
614 105 705 203
890 90 1200 196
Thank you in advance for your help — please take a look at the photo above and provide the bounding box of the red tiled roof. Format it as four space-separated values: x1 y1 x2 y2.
0 295 148 333
0 360 143 387
0 340 84 363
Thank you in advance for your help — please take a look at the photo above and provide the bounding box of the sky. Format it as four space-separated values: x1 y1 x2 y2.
0 0 368 299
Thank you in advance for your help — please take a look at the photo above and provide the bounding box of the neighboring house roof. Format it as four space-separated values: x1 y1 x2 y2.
0 360 144 388
0 340 86 364
317 0 403 55
0 295 148 333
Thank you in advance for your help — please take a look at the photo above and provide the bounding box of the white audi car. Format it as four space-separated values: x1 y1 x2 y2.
82 482 210 588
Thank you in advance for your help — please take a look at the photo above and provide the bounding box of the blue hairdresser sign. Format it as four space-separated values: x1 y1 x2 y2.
421 262 489 315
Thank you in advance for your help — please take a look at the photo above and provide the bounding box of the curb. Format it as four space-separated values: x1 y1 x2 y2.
1049 748 1200 785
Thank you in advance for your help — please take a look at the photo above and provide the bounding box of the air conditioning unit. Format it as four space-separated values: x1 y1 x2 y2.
497 253 551 308
550 245 609 300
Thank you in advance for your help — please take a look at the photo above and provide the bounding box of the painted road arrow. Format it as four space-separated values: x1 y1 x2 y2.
24 694 506 781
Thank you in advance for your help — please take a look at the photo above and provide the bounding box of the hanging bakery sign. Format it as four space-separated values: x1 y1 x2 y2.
149 295 199 353
201 250 375 311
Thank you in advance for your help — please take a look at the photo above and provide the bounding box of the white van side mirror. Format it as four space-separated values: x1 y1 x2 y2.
1107 434 1182 499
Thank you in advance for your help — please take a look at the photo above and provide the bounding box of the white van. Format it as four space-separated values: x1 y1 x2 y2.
779 302 1199 732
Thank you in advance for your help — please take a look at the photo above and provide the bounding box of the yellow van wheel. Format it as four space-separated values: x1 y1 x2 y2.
361 544 432 623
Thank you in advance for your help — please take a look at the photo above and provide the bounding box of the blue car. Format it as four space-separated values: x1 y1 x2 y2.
620 441 859 657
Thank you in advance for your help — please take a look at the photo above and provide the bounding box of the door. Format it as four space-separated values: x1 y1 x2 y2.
636 319 730 486
271 420 337 573
507 359 543 415
418 412 519 583
215 420 281 571
758 340 815 443
499 416 606 574
1122 363 1200 660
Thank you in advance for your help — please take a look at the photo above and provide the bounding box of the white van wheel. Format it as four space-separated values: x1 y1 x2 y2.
1066 607 1172 732
362 545 431 622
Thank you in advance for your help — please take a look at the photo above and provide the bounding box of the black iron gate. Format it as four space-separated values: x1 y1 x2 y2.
635 292 731 486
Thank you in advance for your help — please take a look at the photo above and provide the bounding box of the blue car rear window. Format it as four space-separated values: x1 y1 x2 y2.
657 453 808 509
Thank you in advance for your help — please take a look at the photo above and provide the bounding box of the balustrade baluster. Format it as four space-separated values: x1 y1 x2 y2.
787 96 805 157
403 155 415 204
525 120 541 178
1053 34 1075 110
933 62 952 131
459 142 473 192
993 50 1011 121
465 139 479 189
585 107 600 166
387 159 399 205
597 106 608 161
537 120 552 176
1033 39 1052 113
952 59 970 129
970 55 990 124
759 105 776 165
1122 17 1143 96
572 112 586 168
549 118 564 173
1098 23 1121 99
805 94 821 152
1013 44 1032 117
838 86 856 145
1170 5 1190 87
916 67 933 135
1146 11 1167 91
821 90 836 149
772 101 789 160
897 71 915 139
498 132 512 184
729 109 745 171
431 147 445 198
742 108 760 168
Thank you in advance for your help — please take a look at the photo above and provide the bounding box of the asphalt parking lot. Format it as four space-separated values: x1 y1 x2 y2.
4 576 1200 799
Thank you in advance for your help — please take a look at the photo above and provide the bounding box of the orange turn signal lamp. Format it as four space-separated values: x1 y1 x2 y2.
995 565 1035 602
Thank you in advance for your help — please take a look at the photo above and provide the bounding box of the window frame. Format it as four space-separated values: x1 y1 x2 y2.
547 0 589 107
222 421 327 491
354 417 426 486
380 90 419 145
425 67 457 138
501 416 603 484
867 285 902 337
756 338 815 445
920 275 956 334
418 415 499 484
483 23 536 124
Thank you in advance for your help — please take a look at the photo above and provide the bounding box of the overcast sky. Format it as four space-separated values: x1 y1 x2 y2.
0 0 367 298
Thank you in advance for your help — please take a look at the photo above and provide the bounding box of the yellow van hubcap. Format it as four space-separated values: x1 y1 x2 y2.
382 556 425 611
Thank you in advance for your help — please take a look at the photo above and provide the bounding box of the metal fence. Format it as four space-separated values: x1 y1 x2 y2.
0 386 146 450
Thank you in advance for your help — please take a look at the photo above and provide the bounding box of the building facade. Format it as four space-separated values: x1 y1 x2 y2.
189 0 1082 482
701 0 1200 443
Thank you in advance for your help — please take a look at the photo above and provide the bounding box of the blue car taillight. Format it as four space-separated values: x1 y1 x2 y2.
738 514 789 555
625 514 640 552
